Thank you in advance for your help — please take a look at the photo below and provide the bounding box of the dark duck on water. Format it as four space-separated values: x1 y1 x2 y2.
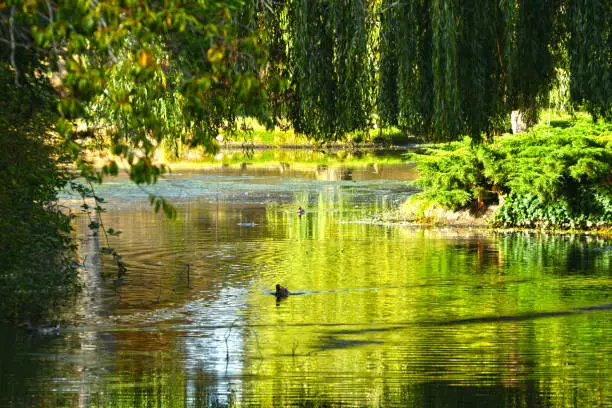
275 284 290 298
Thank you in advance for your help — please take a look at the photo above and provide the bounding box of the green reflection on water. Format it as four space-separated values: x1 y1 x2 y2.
240 225 611 407
2 167 611 407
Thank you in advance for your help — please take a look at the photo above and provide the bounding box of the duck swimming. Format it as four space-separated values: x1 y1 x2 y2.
275 284 290 298
297 206 305 216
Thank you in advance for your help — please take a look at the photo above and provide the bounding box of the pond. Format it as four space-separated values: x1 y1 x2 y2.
1 157 611 407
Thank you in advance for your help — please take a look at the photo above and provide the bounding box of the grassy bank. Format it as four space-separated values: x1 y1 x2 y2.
224 118 413 147
147 119 415 165
161 148 410 171
86 121 415 173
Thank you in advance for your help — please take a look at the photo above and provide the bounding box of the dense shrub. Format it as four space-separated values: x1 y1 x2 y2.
0 132 80 323
496 189 612 229
408 140 490 210
0 65 80 323
410 118 612 229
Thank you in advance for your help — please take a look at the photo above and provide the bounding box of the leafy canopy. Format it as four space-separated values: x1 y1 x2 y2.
4 0 612 148
3 0 271 186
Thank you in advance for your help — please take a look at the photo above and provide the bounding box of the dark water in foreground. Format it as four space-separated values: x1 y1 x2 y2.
1 161 611 407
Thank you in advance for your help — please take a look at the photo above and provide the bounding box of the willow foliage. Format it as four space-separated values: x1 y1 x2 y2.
567 0 612 121
278 0 611 141
505 0 564 126
288 0 372 140
377 0 400 128
379 0 434 136
457 0 506 139
5 0 611 145
431 0 461 140
238 0 291 127
376 0 565 141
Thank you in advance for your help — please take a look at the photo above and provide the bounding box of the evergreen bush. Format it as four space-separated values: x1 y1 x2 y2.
410 118 612 229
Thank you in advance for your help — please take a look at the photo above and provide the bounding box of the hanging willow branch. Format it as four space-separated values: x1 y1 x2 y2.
291 0 339 139
431 0 461 141
333 0 372 134
568 0 612 120
288 0 373 141
457 0 506 139
257 0 610 141
377 0 399 128
399 0 433 136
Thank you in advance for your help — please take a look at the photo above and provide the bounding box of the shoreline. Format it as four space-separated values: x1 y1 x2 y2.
86 144 418 172
391 220 612 237
392 203 612 237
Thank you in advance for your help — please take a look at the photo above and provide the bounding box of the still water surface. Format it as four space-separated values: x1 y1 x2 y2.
1 159 611 407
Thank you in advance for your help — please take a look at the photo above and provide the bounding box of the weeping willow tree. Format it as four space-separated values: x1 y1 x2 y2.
288 0 373 141
379 0 434 136
273 0 611 142
238 0 292 127
257 0 610 141
377 0 564 141
567 0 612 121
502 0 564 127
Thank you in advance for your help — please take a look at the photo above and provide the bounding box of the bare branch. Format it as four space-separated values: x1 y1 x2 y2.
37 11 51 23
45 0 59 56
9 5 19 86
0 36 33 49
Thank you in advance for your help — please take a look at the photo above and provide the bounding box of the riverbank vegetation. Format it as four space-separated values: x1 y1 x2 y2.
403 114 612 231
149 120 409 164
1 0 611 322
0 65 79 323
173 149 409 170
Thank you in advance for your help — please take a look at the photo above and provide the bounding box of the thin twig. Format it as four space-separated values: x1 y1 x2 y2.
87 181 112 248
186 263 190 288
0 37 34 49
78 181 126 277
9 5 19 86
45 0 59 57
224 318 240 361
37 11 51 23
